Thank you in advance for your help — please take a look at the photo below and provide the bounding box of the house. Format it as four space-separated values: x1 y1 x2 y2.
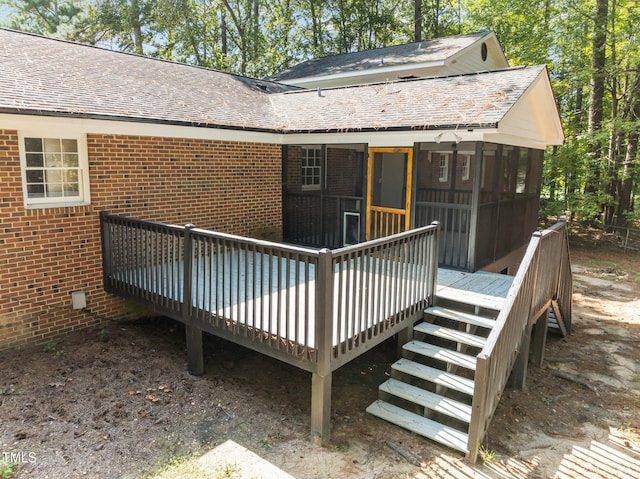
269 31 509 88
0 28 568 458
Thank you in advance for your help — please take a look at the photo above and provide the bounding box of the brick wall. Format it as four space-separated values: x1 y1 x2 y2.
0 129 282 350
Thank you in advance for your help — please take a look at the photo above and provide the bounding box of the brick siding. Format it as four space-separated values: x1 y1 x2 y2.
0 129 282 350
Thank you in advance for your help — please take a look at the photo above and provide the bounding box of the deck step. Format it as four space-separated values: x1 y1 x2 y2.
436 289 504 311
404 340 477 371
366 400 469 453
379 378 472 423
425 306 496 330
392 358 474 396
414 322 487 348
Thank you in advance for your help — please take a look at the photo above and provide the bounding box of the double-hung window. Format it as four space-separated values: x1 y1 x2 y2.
301 146 322 190
20 134 90 208
429 152 451 183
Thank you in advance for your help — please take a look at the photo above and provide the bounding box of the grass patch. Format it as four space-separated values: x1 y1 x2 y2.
0 459 15 479
478 444 497 464
144 454 242 479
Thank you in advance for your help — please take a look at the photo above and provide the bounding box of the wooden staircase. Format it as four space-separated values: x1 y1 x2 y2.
366 282 505 454
367 220 573 459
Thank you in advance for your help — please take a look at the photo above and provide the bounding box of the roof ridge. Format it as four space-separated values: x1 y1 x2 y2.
280 31 491 64
277 64 539 96
0 27 290 90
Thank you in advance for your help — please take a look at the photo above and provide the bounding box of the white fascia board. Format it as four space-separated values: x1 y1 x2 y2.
3 113 550 150
282 61 446 87
447 32 509 68
481 132 550 150
280 129 491 147
497 69 565 147
0 113 278 144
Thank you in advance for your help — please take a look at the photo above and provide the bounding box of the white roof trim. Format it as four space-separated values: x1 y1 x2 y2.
498 67 565 146
280 60 446 87
446 31 509 68
1 113 557 150
0 114 278 144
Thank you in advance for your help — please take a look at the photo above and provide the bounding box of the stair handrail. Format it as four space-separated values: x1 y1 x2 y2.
466 220 572 461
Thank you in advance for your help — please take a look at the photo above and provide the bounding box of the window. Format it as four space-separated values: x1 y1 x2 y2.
438 153 449 182
428 151 451 184
516 149 529 194
21 135 89 208
461 154 471 181
301 147 322 190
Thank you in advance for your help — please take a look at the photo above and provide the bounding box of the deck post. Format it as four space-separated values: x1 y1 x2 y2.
429 221 440 304
511 323 532 390
99 211 113 293
311 248 334 445
530 308 549 367
183 224 204 376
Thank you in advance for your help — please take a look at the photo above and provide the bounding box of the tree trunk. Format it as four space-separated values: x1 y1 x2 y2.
252 0 259 61
414 0 422 42
615 64 640 225
221 7 227 55
584 0 608 196
131 0 144 54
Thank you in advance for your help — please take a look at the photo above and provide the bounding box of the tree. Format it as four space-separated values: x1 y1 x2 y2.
1 0 88 39
583 0 608 205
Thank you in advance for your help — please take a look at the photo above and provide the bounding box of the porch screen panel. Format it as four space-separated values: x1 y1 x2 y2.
414 148 472 269
284 145 365 249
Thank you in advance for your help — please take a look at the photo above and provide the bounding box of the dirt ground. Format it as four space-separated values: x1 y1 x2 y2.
1 238 639 479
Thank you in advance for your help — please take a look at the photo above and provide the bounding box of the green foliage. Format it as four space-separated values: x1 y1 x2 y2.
1 0 639 222
0 0 89 39
0 459 15 479
42 341 65 358
0 386 16 396
98 328 110 342
478 444 497 463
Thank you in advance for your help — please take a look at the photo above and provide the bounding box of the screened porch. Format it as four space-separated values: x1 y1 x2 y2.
283 142 544 273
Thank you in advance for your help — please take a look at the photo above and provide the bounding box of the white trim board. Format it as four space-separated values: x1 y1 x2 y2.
0 113 558 150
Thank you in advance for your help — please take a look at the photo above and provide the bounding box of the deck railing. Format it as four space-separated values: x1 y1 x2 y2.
328 223 440 370
100 211 440 372
415 201 470 269
466 219 572 461
101 211 439 444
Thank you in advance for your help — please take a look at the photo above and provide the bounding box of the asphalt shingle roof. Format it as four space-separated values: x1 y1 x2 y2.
268 32 491 81
0 28 295 130
0 28 544 134
270 67 544 132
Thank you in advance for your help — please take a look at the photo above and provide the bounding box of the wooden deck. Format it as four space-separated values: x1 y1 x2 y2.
101 213 572 461
436 269 514 310
100 212 441 446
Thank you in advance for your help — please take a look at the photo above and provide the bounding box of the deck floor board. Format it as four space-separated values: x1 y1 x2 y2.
436 270 513 308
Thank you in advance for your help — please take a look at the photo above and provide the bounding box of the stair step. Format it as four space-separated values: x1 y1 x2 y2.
436 289 504 311
366 400 469 453
414 322 487 348
425 306 496 330
392 358 474 396
404 340 477 371
380 378 472 423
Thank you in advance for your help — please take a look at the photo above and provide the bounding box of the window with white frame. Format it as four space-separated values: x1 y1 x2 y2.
21 135 90 208
301 146 322 190
461 154 471 181
437 152 450 182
